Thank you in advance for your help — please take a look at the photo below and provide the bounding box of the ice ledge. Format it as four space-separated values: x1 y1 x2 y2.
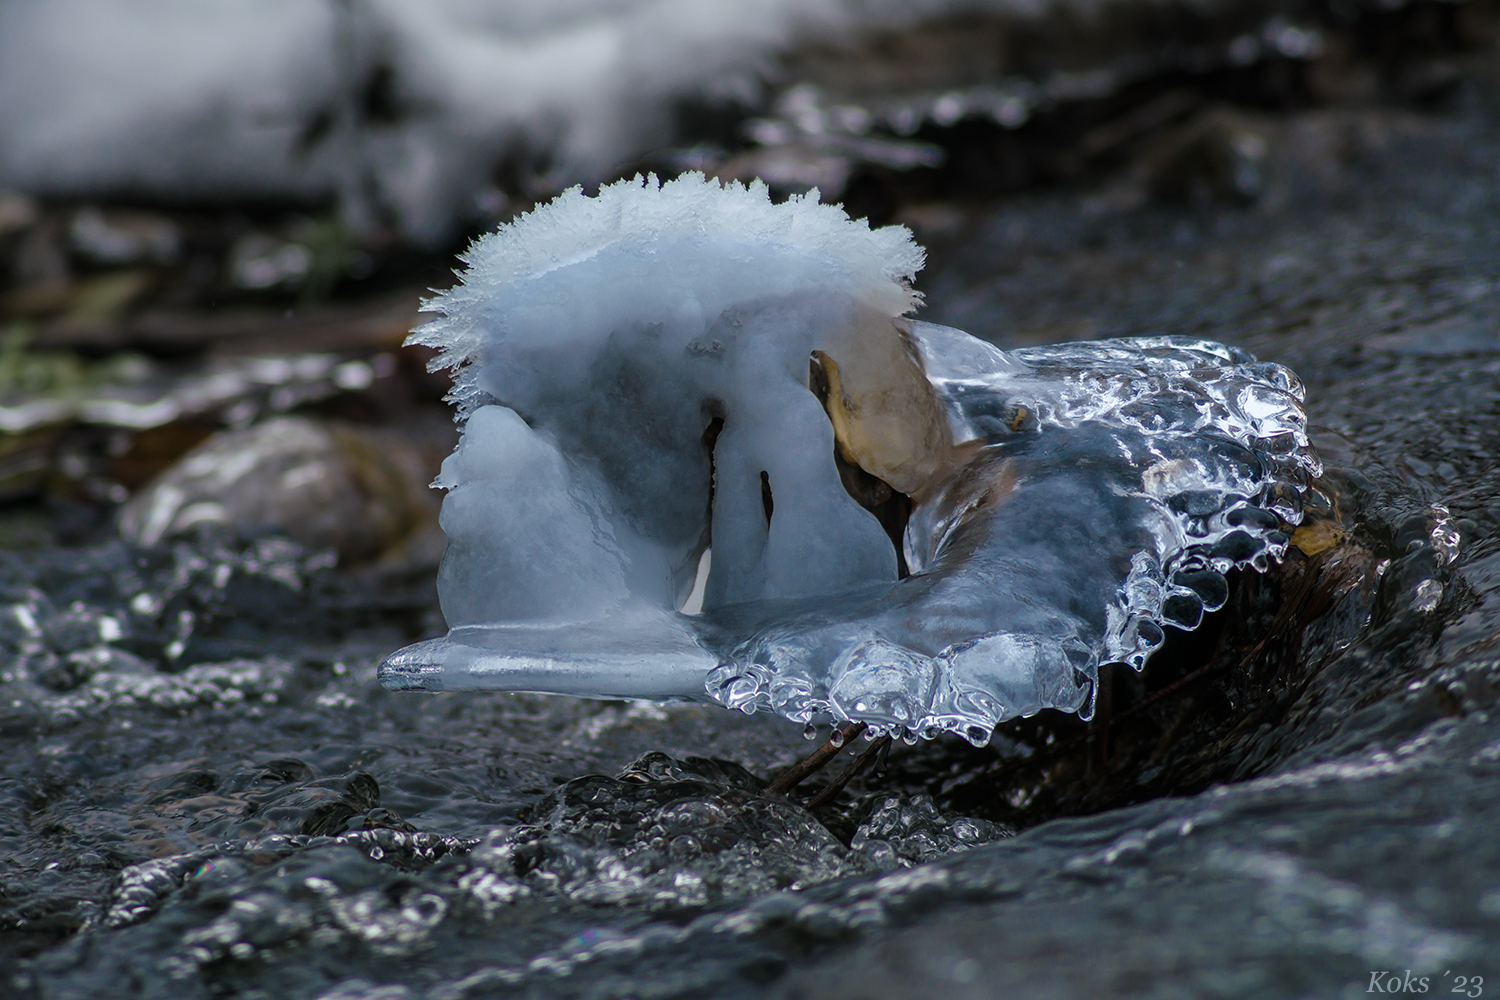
378 612 717 700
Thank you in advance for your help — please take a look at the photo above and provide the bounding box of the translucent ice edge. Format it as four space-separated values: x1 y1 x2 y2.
380 609 715 700
696 333 1319 745
382 331 1318 747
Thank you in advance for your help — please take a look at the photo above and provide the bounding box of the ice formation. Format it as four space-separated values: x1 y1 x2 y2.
380 173 1319 744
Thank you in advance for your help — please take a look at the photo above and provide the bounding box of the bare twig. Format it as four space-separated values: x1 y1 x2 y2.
765 722 866 796
806 734 893 810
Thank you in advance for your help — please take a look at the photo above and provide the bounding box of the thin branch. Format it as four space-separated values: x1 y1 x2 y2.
765 722 866 796
806 734 893 810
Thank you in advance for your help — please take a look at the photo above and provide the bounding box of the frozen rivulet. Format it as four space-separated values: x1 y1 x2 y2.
379 174 1319 745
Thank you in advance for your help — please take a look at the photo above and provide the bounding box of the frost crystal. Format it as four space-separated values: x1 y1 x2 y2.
380 174 1317 745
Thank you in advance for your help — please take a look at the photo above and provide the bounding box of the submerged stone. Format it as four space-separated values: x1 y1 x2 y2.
120 416 438 564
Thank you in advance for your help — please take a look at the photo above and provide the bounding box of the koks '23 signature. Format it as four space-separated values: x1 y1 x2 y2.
1368 971 1484 995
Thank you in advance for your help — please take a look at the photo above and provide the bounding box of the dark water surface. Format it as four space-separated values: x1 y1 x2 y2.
4 105 1500 999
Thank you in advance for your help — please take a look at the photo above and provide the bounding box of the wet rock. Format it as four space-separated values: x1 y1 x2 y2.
228 232 313 291
118 416 438 564
0 345 411 439
227 218 368 299
2 217 70 309
0 191 39 239
0 336 448 551
1140 108 1271 206
139 762 402 841
68 207 180 267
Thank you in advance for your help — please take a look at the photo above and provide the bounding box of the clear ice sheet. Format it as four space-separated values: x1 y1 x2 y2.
379 174 1319 745
700 330 1320 743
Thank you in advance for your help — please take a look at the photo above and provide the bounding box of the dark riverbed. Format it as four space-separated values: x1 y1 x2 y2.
5 41 1500 1000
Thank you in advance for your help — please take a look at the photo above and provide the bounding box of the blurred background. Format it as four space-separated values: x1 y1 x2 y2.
4 4 1500 995
1 0 1495 562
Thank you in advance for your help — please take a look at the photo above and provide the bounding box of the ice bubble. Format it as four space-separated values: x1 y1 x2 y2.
379 173 1318 745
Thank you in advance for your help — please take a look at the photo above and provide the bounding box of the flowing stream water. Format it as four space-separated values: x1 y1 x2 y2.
3 97 1499 1000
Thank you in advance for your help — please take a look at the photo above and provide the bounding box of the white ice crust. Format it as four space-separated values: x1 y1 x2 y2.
380 174 1319 745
